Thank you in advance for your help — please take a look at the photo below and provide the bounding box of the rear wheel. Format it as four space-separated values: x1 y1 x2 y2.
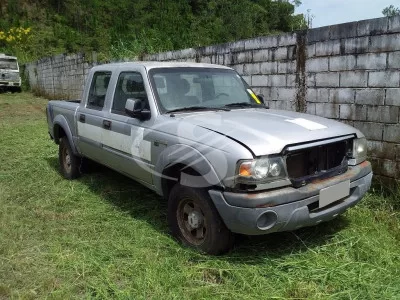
168 184 234 255
59 137 81 179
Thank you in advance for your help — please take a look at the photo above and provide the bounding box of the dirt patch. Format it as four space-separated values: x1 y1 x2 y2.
0 96 47 120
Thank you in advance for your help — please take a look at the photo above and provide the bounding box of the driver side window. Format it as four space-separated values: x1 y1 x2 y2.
112 72 148 115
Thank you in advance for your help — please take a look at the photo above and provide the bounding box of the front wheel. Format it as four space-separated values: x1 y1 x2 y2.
168 184 234 255
59 137 81 179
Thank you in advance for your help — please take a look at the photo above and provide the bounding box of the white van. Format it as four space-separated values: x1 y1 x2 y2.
0 53 21 92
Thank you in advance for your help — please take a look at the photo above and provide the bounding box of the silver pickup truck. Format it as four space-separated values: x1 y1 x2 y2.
46 62 372 254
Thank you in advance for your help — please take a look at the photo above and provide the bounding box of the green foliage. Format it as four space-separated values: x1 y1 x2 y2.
382 5 400 17
0 27 32 61
0 0 306 63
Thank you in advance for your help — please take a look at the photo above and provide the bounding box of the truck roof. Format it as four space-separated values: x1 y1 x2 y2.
0 53 17 60
91 61 233 71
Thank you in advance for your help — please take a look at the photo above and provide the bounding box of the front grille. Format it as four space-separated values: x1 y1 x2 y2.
286 139 351 187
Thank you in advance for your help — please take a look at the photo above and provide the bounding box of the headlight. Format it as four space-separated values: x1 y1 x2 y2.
349 137 367 165
237 156 287 184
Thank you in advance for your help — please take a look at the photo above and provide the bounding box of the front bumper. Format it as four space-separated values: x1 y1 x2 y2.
209 161 372 235
0 81 21 87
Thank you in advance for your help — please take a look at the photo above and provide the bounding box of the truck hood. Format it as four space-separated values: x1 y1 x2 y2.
175 108 362 156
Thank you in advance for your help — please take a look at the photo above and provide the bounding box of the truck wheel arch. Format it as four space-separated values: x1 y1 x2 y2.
52 115 79 155
154 144 224 199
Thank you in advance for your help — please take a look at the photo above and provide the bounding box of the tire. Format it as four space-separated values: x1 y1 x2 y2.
168 184 234 255
59 137 81 179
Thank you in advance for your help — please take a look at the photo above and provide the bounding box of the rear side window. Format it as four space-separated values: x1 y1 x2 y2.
112 72 148 115
87 71 111 110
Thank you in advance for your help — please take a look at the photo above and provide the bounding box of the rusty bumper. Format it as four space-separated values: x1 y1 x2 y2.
209 162 372 235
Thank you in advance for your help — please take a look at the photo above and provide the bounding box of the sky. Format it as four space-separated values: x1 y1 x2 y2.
295 0 400 28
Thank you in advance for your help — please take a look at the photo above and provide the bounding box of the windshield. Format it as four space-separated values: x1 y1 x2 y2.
0 59 18 70
149 68 261 113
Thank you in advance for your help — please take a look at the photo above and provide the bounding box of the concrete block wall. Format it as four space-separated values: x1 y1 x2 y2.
302 17 400 184
25 15 400 184
25 53 96 99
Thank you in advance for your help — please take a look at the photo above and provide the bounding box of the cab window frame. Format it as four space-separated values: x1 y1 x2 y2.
86 71 112 110
111 71 149 116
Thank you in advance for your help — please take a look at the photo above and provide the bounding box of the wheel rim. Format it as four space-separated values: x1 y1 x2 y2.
177 198 207 246
62 146 72 173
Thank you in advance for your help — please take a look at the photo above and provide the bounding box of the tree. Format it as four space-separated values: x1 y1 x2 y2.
0 0 307 62
291 0 302 7
382 5 400 17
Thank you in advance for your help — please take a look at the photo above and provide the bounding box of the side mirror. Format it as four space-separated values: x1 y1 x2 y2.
125 98 151 121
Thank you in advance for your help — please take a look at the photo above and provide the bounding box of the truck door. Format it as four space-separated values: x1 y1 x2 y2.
76 71 111 162
100 70 153 184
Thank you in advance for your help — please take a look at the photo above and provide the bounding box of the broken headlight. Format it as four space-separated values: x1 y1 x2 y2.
348 137 367 165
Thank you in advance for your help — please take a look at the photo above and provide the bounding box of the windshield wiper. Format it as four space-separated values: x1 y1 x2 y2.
166 106 230 114
224 102 268 109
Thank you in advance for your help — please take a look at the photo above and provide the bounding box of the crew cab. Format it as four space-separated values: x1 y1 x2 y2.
46 62 372 254
0 53 21 92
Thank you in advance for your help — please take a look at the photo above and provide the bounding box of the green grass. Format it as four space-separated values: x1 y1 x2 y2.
0 92 399 299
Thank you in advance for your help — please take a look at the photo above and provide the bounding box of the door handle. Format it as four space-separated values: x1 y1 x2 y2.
103 120 112 130
79 114 85 123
